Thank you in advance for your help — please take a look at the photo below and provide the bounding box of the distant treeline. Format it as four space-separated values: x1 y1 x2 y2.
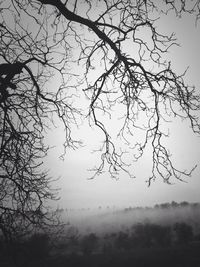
118 201 200 212
56 201 200 213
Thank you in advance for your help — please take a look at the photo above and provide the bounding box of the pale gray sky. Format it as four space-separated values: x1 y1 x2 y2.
44 5 200 210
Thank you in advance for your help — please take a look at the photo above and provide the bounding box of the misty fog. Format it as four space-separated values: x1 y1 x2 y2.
58 202 200 236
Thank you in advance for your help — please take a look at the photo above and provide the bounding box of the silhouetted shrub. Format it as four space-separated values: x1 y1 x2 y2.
130 223 172 248
0 235 4 255
131 223 152 248
114 231 131 250
174 222 193 244
26 233 50 260
66 226 80 247
149 224 172 247
80 233 98 255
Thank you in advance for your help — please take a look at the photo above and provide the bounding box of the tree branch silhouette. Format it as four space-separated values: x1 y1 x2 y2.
1 0 200 239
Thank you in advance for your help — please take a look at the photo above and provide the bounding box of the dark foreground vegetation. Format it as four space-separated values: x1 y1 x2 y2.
1 202 200 267
46 246 200 267
1 230 200 267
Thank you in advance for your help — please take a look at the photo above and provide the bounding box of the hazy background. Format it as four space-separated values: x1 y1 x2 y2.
44 7 200 210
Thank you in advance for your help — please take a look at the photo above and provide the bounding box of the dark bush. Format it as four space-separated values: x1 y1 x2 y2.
114 231 131 250
26 233 50 260
131 223 172 248
174 222 193 245
80 233 98 255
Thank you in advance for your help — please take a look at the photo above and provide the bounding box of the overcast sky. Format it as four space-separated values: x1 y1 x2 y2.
44 6 200 210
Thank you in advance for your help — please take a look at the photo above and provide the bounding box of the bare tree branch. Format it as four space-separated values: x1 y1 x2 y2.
0 0 200 238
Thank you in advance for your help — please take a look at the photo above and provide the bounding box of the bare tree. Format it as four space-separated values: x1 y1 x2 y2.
0 8 73 240
0 0 200 237
35 0 200 181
